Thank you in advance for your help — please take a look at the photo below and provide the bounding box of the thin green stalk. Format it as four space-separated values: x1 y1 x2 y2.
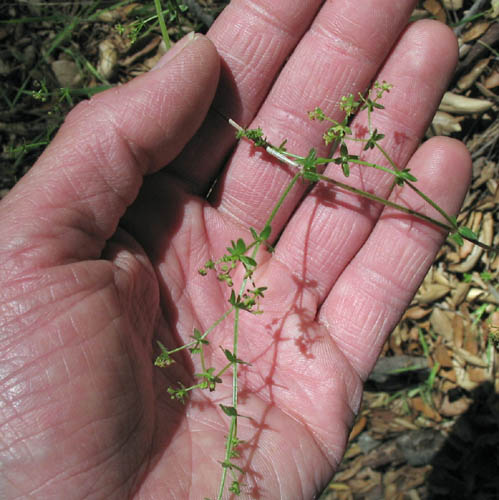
265 171 301 230
404 180 457 229
315 173 454 232
154 0 172 49
215 168 302 498
375 142 400 173
217 306 240 500
165 306 235 356
350 157 402 177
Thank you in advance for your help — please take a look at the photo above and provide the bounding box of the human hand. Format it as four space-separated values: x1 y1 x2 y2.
0 1 471 498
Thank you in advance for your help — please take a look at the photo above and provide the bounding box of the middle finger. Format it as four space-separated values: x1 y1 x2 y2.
213 0 417 234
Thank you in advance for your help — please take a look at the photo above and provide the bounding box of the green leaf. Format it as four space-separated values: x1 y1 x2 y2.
480 271 492 282
239 127 268 147
458 226 478 240
399 168 417 182
300 148 318 172
364 128 385 150
340 93 360 115
450 232 464 246
193 328 207 342
222 347 251 365
341 162 350 177
240 255 257 269
223 348 236 363
302 170 320 182
260 224 271 241
220 404 238 417
236 238 246 254
229 480 241 495
278 139 288 151
228 238 247 256
221 460 244 473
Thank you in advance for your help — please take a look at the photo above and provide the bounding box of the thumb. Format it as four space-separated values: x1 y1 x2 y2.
0 33 220 272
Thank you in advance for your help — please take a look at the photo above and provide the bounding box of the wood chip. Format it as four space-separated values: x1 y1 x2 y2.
50 59 82 88
443 0 463 9
416 284 451 304
430 308 454 341
457 57 490 90
334 455 364 482
120 36 162 67
472 160 496 188
453 360 480 390
468 366 490 383
439 393 472 416
430 111 462 135
423 0 446 22
483 69 499 89
404 306 430 320
434 344 453 368
449 282 471 308
461 20 491 43
439 91 493 113
439 366 457 382
96 2 140 22
411 396 442 421
349 415 367 441
452 312 466 347
452 344 489 367
97 39 118 81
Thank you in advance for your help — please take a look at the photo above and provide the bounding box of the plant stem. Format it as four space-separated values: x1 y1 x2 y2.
154 0 171 49
315 173 454 232
166 306 235 356
215 167 302 498
375 142 400 172
217 306 240 500
265 171 301 229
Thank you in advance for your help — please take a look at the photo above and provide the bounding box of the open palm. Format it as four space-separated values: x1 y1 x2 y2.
0 1 471 499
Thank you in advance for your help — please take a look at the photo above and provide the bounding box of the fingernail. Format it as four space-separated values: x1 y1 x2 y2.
151 32 198 71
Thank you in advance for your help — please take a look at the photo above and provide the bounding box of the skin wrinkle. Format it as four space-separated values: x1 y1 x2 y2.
230 32 283 98
1 398 62 455
83 105 144 204
320 0 410 49
322 268 409 376
241 325 360 468
311 22 379 73
242 0 303 38
239 408 298 498
218 186 268 231
46 371 146 497
275 204 358 289
0 280 111 353
29 421 137 499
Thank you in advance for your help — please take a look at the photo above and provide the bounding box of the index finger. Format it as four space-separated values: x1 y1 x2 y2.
169 0 324 192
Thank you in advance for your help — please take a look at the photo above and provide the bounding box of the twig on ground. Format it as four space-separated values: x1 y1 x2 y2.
454 0 489 36
184 0 214 28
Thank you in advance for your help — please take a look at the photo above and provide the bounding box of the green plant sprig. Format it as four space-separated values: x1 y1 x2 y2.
231 89 492 251
154 0 172 49
156 82 495 499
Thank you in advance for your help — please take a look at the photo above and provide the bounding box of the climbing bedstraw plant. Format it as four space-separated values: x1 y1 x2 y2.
154 82 494 499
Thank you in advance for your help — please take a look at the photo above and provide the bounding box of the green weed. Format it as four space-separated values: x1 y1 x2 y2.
155 83 494 498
